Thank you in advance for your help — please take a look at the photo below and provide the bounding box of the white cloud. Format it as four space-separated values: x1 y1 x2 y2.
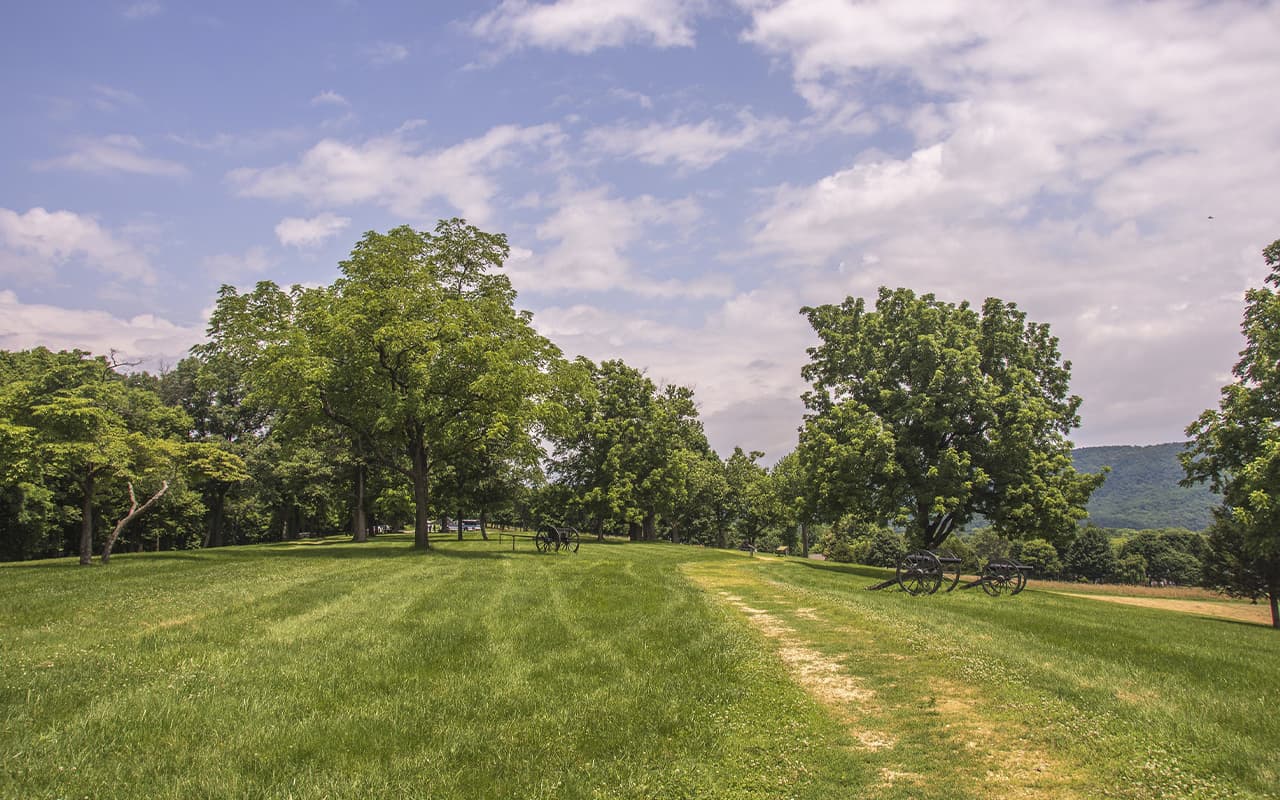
202 246 274 278
37 135 187 178
363 41 409 65
91 85 142 112
274 213 351 248
608 88 654 110
310 90 350 107
228 123 563 224
733 0 1280 446
473 0 703 54
120 1 162 20
505 186 728 298
530 286 816 459
0 207 155 284
169 128 305 154
0 290 202 369
586 113 788 170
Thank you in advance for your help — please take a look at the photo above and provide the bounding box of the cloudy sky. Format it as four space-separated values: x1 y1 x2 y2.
2 1 1278 460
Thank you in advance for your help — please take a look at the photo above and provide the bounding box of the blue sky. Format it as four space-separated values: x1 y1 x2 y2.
2 1 1278 460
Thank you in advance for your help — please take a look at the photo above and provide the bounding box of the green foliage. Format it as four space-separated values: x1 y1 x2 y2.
825 537 856 563
1201 509 1280 603
799 287 1103 550
967 527 1011 564
1065 526 1116 581
204 221 562 549
1112 553 1149 585
1017 538 1062 578
546 358 718 542
0 348 242 563
938 532 976 572
1182 237 1280 624
862 526 907 568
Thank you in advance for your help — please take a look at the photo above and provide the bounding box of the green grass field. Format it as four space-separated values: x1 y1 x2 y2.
3 536 1277 799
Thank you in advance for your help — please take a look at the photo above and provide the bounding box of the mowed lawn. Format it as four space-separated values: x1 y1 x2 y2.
2 538 1277 799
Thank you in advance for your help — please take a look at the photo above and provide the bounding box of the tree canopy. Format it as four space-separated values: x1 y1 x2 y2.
204 220 563 549
798 287 1104 550
1182 238 1280 627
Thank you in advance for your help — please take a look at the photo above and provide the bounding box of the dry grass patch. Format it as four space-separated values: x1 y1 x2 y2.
1035 580 1231 601
1048 591 1272 626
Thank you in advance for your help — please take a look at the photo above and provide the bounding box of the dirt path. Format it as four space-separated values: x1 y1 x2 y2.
685 560 1086 799
1048 591 1272 626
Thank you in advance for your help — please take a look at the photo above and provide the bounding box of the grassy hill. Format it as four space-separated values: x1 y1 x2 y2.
3 537 1277 798
1073 442 1219 530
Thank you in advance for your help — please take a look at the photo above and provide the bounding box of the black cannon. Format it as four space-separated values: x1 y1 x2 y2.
965 557 1031 596
869 549 1032 596
534 524 580 553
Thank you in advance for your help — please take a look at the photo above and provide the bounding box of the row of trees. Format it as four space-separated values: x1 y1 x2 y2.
3 218 1275 627
0 220 1132 563
0 221 801 561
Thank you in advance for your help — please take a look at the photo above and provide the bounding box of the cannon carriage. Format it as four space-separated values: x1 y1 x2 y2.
534 524 580 553
870 549 1032 596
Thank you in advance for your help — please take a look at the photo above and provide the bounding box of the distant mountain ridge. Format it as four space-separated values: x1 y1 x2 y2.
1072 442 1218 531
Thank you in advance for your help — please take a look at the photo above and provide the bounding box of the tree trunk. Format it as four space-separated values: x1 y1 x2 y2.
800 522 809 558
411 441 431 549
1271 593 1278 629
207 484 228 548
479 509 488 540
629 520 641 541
102 481 169 564
79 470 95 566
351 464 368 543
643 511 656 541
593 517 603 542
458 506 464 541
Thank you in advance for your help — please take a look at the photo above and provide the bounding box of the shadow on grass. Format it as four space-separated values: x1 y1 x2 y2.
788 558 894 582
189 538 518 562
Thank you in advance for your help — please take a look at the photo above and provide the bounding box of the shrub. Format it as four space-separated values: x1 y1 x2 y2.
1112 553 1148 584
825 538 854 563
1018 538 1062 578
969 527 1011 563
1066 526 1116 581
864 528 906 567
939 533 977 572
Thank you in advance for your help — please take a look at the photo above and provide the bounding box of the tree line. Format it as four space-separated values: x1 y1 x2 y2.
1 220 1276 626
0 222 804 561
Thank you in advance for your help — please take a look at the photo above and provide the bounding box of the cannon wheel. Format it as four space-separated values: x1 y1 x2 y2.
535 529 553 553
897 550 943 596
1010 568 1028 595
981 560 1016 596
561 528 580 553
934 548 963 593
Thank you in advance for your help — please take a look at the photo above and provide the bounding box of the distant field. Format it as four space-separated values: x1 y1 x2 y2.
3 538 1277 799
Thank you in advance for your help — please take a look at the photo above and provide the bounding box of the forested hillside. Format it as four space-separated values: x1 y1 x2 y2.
1073 443 1217 530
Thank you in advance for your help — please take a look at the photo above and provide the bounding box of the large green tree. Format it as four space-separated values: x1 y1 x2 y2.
546 358 711 541
207 221 562 549
799 288 1103 550
771 450 813 556
1182 238 1280 627
0 348 246 564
